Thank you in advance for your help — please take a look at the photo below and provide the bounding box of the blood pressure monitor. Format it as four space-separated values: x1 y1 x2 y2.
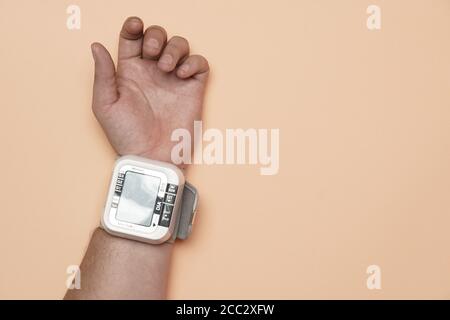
101 155 198 244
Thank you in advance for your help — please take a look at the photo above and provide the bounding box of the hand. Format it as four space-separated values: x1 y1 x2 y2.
91 17 209 164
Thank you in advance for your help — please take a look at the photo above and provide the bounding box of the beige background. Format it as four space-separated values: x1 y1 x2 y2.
0 0 449 299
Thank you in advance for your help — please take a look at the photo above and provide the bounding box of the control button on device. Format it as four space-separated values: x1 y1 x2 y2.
111 195 120 208
164 193 176 204
159 204 173 227
151 213 160 227
115 174 124 193
166 184 178 194
154 196 164 215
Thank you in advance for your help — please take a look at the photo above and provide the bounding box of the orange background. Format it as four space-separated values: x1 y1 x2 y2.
0 0 450 299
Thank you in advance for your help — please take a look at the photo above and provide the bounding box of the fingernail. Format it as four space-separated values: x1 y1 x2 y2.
178 64 190 75
159 54 173 66
147 38 160 50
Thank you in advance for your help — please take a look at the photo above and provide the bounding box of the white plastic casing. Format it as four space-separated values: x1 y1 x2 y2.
101 155 185 244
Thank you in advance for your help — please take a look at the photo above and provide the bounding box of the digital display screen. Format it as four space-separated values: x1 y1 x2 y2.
115 171 161 226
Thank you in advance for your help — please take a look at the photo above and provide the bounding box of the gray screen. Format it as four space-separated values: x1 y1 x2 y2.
115 171 161 226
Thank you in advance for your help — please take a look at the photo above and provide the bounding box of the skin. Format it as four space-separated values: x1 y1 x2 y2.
64 16 209 300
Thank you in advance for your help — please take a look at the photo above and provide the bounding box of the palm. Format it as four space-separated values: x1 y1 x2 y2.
91 18 209 164
109 57 205 161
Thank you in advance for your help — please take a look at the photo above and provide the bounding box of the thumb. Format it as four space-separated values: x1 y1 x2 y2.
91 42 118 110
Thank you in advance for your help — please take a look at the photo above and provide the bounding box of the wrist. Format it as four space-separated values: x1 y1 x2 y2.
96 227 174 248
138 149 187 170
102 155 192 244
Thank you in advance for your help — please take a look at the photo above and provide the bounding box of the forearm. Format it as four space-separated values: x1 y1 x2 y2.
64 228 173 300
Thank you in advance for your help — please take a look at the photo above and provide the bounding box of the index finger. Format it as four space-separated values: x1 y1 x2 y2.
118 16 144 59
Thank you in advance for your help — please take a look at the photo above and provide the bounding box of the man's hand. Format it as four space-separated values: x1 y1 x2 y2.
65 17 209 300
91 16 209 163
